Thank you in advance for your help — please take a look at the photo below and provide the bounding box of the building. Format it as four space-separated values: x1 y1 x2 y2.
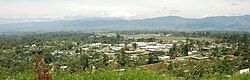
158 56 170 61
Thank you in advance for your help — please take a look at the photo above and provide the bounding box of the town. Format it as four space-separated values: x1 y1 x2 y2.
0 31 249 80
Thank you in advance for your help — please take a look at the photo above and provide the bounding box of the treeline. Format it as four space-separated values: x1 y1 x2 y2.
0 32 93 49
118 31 250 37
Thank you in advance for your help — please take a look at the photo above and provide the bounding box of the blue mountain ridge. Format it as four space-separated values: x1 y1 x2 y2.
0 15 249 32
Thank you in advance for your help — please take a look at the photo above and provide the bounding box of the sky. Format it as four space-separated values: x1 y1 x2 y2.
0 0 249 19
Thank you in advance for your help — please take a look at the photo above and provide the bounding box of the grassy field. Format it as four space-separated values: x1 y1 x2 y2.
53 70 169 80
155 36 214 42
4 69 168 80
123 34 214 42
3 69 250 80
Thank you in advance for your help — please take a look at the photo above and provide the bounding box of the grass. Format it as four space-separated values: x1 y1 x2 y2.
123 34 214 42
2 69 250 80
212 74 250 80
2 69 168 80
53 69 168 80
155 36 214 42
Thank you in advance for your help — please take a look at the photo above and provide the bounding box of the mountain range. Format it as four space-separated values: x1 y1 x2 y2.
0 15 249 32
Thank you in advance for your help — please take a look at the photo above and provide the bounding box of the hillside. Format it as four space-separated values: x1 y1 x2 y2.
0 15 249 32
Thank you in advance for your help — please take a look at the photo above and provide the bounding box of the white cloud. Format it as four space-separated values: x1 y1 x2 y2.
98 10 138 19
0 0 249 19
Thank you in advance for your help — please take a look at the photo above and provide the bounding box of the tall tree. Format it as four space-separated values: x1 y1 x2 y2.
80 53 89 70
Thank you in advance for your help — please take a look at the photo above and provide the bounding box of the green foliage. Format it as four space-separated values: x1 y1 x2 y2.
80 53 89 70
2 68 250 80
167 60 239 79
1 32 250 80
43 53 53 64
147 54 159 64
132 43 137 50
137 56 147 65
116 49 130 68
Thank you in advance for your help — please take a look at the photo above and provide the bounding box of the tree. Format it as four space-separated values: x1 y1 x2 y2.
147 38 156 42
116 34 121 38
132 43 137 50
95 53 109 69
117 48 130 68
182 44 189 56
169 44 177 56
43 53 53 64
147 54 159 64
234 49 241 56
137 56 147 65
205 41 210 47
211 47 218 57
108 61 118 70
167 61 174 71
80 53 89 70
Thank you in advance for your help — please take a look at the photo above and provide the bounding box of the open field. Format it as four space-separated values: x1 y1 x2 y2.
155 36 214 42
123 34 214 42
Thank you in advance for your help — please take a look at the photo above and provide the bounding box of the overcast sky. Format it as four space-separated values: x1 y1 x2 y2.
0 0 249 19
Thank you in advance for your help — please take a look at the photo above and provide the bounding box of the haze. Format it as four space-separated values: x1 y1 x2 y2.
0 0 249 19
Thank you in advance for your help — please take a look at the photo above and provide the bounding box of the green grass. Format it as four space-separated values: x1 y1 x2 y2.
2 69 168 80
198 74 250 80
155 36 214 42
53 69 168 80
123 34 214 42
2 69 250 80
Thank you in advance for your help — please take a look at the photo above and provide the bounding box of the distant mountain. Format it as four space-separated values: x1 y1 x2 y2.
0 15 249 32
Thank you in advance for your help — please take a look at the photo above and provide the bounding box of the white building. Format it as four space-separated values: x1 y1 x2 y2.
158 56 170 61
188 51 193 55
90 43 102 47
240 68 249 74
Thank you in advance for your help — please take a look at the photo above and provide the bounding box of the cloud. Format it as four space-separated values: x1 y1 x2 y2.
0 0 249 19
98 10 138 19
169 9 182 15
230 3 238 6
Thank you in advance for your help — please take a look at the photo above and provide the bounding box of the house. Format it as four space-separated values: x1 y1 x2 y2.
125 50 145 54
82 48 89 51
191 56 209 60
101 47 110 52
130 54 137 60
165 44 173 48
240 68 249 74
68 51 75 55
60 66 68 69
188 51 193 55
114 69 126 72
51 50 64 55
125 51 137 54
134 42 147 47
104 53 117 57
163 48 170 53
225 55 236 60
90 43 102 47
24 45 30 48
192 51 198 53
103 44 111 47
143 46 162 52
117 44 125 47
147 42 157 46
31 44 37 47
71 41 78 45
201 47 211 51
111 47 123 51
158 56 170 61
